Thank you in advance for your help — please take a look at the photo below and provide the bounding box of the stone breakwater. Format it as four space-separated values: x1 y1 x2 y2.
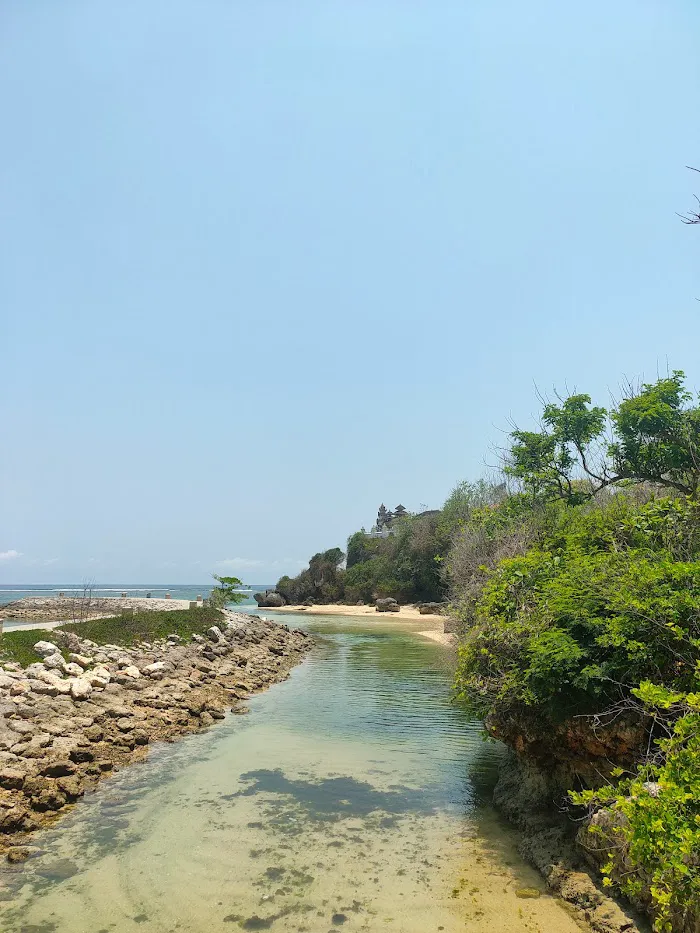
1 596 192 623
0 612 311 861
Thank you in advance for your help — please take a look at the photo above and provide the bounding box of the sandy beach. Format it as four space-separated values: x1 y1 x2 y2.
267 603 457 647
270 602 443 622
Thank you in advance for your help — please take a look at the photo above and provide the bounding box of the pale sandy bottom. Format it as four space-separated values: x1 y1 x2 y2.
0 730 582 933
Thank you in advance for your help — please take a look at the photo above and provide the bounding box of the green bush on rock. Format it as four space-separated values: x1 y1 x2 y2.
456 495 700 720
572 677 700 932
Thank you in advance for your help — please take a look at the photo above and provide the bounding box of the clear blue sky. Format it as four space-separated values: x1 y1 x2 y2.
2 0 699 584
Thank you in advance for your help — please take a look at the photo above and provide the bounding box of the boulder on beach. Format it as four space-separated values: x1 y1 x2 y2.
418 602 446 615
375 598 400 613
254 591 286 608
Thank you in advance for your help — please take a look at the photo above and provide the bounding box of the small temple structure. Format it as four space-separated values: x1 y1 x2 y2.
367 503 409 538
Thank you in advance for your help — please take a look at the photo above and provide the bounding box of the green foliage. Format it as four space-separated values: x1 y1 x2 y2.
455 495 700 718
446 493 553 629
283 482 507 606
277 548 346 604
58 607 225 646
344 556 412 603
447 369 700 930
0 630 69 668
209 574 247 608
507 372 700 501
438 480 504 539
610 373 700 497
573 676 700 931
346 530 384 568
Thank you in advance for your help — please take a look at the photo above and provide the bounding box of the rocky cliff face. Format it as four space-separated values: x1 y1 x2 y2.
486 706 647 791
491 751 645 933
485 708 650 933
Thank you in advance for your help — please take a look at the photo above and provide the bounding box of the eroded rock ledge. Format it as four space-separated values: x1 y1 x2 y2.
0 612 311 860
489 728 650 933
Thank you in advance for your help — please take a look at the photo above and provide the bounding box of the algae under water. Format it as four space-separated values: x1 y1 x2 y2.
0 614 584 932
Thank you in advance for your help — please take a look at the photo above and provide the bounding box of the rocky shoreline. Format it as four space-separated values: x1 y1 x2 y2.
491 752 648 933
0 611 311 862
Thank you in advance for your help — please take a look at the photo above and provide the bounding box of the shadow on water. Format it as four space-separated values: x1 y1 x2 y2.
228 768 438 819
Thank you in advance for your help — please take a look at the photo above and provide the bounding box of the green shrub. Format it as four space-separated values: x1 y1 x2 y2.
455 496 700 719
573 678 700 931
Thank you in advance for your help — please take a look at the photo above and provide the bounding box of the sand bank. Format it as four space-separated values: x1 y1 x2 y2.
270 602 446 624
416 629 457 647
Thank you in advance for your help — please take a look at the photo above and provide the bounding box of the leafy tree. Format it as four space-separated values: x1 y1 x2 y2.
209 574 247 608
276 548 345 604
346 530 383 568
507 372 700 501
439 479 504 539
455 495 700 718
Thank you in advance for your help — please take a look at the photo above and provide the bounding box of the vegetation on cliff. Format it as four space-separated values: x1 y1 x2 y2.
452 371 700 931
276 480 500 606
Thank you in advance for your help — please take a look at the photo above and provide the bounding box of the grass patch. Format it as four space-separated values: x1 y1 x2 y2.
57 606 226 647
0 629 67 668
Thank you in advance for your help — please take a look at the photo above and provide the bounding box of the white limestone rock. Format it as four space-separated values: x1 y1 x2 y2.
69 678 93 700
68 654 93 668
86 667 111 688
33 641 60 658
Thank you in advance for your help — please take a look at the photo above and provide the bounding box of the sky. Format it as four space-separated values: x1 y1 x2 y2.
1 0 699 584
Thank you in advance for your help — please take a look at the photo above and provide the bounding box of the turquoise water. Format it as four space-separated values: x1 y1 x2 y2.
0 613 582 933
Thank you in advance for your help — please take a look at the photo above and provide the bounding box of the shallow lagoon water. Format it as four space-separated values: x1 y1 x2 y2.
0 613 584 933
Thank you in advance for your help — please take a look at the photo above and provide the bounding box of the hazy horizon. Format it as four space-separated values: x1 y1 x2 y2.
3 1 699 584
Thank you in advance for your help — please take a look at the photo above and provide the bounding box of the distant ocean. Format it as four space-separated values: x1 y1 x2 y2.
0 584 273 608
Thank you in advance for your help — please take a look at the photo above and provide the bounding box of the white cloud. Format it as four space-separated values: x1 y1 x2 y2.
214 558 264 571
44 558 59 565
0 549 21 561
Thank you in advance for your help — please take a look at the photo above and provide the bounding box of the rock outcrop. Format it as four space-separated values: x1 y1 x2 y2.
486 707 646 791
493 751 645 933
253 591 286 608
417 602 446 615
375 598 400 613
485 705 651 933
0 612 311 858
